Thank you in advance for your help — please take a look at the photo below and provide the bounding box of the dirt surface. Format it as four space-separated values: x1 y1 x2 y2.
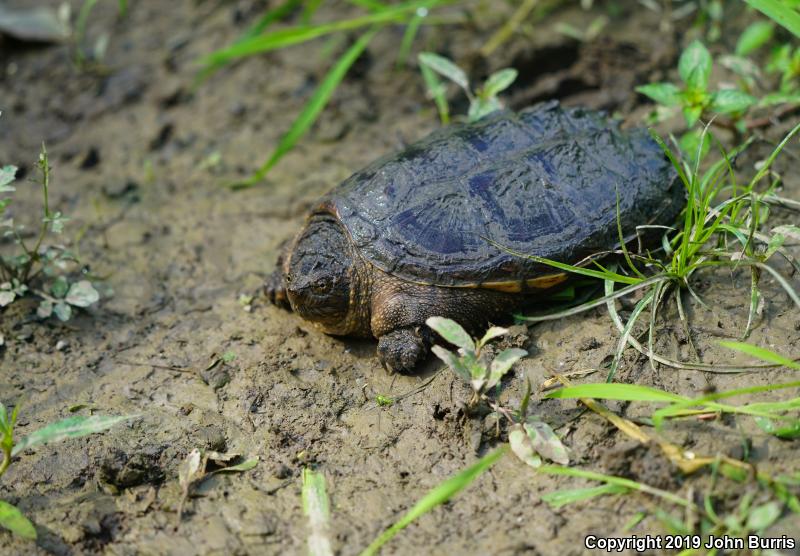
1 1 800 555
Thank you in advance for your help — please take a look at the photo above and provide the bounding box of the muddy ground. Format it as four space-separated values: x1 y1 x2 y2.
1 1 799 554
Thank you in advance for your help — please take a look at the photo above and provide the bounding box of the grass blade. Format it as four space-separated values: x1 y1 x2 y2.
545 383 687 403
745 0 800 38
231 27 378 188
606 286 654 382
303 468 333 556
12 414 135 457
0 500 36 540
541 483 629 509
719 341 800 370
359 447 507 556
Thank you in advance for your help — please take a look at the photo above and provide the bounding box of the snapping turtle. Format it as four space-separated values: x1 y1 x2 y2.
267 101 683 373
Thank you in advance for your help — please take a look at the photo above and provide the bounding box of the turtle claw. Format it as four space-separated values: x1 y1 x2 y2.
377 327 432 374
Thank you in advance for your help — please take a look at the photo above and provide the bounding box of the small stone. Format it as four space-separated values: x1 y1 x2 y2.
56 339 68 351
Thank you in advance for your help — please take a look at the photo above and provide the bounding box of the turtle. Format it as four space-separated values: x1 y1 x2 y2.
266 100 684 373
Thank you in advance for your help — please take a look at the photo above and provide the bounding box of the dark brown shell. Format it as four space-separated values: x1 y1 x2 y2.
322 101 683 288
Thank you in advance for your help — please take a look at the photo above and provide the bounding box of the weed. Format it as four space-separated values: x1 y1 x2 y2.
518 120 800 379
425 317 526 407
418 52 517 123
0 402 134 539
302 468 333 556
0 142 100 322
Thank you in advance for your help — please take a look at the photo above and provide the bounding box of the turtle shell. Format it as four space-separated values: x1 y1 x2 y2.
322 100 683 289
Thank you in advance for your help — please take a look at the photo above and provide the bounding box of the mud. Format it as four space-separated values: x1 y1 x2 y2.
1 1 799 555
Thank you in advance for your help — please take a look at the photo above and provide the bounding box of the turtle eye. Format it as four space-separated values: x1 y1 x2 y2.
285 273 293 283
311 280 329 294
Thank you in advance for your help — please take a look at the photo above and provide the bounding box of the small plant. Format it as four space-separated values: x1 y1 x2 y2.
0 143 100 322
425 316 526 407
0 402 134 539
418 52 517 124
637 40 756 139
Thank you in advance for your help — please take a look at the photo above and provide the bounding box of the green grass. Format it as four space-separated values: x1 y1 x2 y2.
520 121 800 379
196 0 458 186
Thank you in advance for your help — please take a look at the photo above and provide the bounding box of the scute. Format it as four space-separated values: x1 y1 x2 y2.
323 100 683 287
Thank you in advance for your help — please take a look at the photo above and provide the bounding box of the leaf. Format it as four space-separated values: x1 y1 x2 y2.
719 341 800 370
425 317 474 352
0 500 36 540
682 104 703 126
12 414 135 456
542 484 628 509
418 52 469 91
53 302 72 322
302 468 333 556
232 27 378 188
746 501 782 531
486 348 527 390
679 40 712 91
0 290 15 307
745 0 800 39
468 96 502 122
359 447 506 556
0 6 70 43
710 90 756 114
636 83 682 106
215 457 259 473
482 68 517 98
765 233 785 260
178 449 203 490
679 129 710 164
509 424 541 468
0 165 16 190
736 21 774 55
65 280 99 307
772 224 800 241
545 383 687 403
477 326 509 348
50 276 69 298
760 91 800 106
36 299 53 319
431 345 471 383
524 417 569 465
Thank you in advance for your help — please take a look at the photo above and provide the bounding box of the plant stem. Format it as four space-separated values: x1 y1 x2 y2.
21 144 50 283
0 445 10 480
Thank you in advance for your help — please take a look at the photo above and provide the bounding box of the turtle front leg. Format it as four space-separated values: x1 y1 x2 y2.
377 326 433 374
265 267 291 310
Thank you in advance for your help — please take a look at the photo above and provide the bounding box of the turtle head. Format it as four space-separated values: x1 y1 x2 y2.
283 215 355 335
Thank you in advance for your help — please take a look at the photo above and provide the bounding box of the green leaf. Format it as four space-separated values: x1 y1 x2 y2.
477 326 509 348
418 52 469 91
486 348 527 390
710 90 756 114
679 129 711 164
36 299 53 319
745 0 800 39
542 484 628 509
65 280 99 307
509 424 541 468
425 317 474 352
467 96 502 122
431 345 471 383
524 417 569 464
761 91 800 105
50 276 69 298
0 500 36 540
482 68 517 98
232 27 378 188
719 341 800 370
216 456 259 473
53 301 72 322
12 414 135 457
679 40 712 91
736 21 774 55
636 83 682 106
545 383 687 403
682 104 703 126
359 447 506 556
0 165 16 190
746 501 782 531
